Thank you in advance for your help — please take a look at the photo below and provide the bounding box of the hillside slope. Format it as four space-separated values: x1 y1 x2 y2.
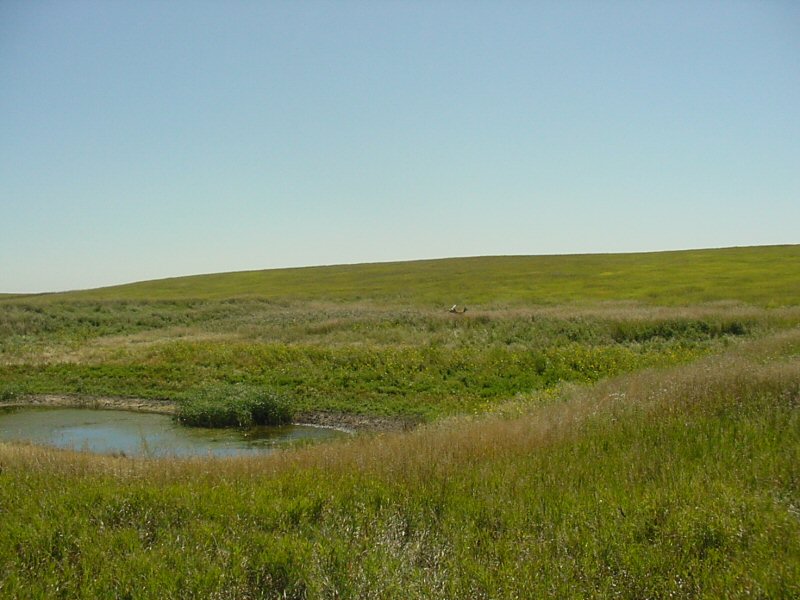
12 244 800 306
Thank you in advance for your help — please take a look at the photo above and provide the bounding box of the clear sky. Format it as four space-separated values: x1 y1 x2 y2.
1 1 798 293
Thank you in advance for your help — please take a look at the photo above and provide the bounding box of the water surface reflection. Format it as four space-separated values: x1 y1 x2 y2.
0 407 344 458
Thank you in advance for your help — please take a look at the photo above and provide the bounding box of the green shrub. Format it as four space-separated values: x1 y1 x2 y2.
0 385 19 402
176 384 293 428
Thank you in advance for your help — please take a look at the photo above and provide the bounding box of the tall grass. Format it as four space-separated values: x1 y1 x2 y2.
3 298 789 419
0 331 798 598
176 384 293 428
0 246 798 597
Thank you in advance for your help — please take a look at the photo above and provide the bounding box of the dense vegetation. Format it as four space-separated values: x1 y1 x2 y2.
176 385 293 428
0 245 798 598
0 298 790 419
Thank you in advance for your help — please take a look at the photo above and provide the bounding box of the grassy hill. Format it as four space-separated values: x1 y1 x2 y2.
0 244 798 597
14 244 800 306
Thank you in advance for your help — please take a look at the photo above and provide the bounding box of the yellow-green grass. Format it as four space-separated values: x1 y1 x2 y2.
3 244 798 419
1 330 798 598
9 244 800 306
2 300 785 419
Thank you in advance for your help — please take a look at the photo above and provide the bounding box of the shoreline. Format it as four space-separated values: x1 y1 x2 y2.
0 394 417 433
1 394 178 414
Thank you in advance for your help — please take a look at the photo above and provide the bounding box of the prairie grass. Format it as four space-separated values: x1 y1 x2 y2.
4 272 796 420
1 299 774 418
7 244 799 306
0 330 798 598
0 246 798 597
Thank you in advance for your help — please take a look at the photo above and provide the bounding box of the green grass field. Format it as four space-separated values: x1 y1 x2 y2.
17 244 800 306
1 245 798 598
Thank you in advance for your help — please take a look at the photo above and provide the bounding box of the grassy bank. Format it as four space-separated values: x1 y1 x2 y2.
2 246 797 420
0 330 798 598
2 300 788 419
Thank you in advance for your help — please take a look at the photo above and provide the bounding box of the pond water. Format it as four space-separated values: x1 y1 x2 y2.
0 408 346 458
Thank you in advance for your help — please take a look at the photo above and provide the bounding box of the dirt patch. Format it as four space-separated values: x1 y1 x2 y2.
294 410 421 433
1 394 178 415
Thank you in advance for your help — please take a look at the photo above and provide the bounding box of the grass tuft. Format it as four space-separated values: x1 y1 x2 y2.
175 384 293 428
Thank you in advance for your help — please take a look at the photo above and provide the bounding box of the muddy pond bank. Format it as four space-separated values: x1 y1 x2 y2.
0 394 417 433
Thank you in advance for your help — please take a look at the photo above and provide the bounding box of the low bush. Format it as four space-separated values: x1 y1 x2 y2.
0 385 18 402
176 385 293 428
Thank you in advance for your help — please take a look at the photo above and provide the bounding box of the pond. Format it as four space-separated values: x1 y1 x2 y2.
0 407 346 458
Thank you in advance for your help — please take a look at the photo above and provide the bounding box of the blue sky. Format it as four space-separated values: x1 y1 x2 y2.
1 1 798 293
